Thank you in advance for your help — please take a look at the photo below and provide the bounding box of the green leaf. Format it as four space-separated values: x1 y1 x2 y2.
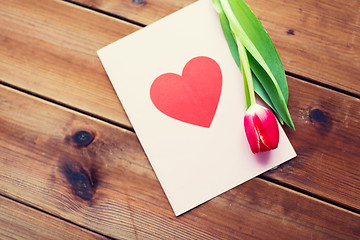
252 72 282 122
212 0 294 129
213 0 271 111
213 0 240 68
220 0 289 102
237 37 256 108
249 53 293 126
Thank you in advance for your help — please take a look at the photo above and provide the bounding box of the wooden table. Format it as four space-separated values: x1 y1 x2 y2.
1 0 359 239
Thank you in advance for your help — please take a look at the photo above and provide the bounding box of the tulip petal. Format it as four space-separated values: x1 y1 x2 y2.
244 104 279 154
244 112 260 153
254 107 279 150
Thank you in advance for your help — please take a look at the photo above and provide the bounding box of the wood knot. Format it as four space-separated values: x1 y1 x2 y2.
309 108 332 134
71 130 94 147
287 29 295 35
132 0 147 4
310 109 326 122
59 158 96 201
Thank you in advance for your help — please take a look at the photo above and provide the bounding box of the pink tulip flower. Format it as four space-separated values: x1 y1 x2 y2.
244 104 279 154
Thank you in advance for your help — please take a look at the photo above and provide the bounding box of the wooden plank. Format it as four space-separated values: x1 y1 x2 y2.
0 85 359 239
70 0 195 26
0 0 139 126
0 0 359 217
0 196 107 240
72 0 360 95
264 77 360 211
246 0 360 95
1 0 358 127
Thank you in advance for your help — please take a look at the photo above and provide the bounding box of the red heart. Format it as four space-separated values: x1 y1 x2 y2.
150 56 222 128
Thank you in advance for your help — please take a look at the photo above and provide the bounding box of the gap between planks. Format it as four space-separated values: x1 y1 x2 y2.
1 176 359 240
60 0 360 100
259 175 360 215
62 0 146 27
285 71 360 100
0 79 358 218
0 79 133 133
0 192 116 240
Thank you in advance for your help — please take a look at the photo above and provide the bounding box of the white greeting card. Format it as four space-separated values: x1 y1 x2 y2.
98 0 296 216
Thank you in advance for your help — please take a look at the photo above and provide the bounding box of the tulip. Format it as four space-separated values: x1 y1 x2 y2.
213 2 284 154
244 104 279 154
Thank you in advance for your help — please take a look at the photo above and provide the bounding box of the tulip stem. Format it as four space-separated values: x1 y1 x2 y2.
237 38 256 109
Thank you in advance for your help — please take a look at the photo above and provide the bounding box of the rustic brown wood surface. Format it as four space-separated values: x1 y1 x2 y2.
0 0 138 126
1 85 359 239
0 0 359 239
1 0 359 211
265 77 360 211
1 0 359 129
72 0 360 96
0 195 107 240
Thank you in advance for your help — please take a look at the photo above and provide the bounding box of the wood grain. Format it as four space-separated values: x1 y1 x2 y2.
70 0 195 25
0 196 106 240
0 0 139 126
0 85 359 239
246 0 360 95
263 77 360 211
1 0 358 128
1 0 359 238
0 0 359 217
72 0 360 95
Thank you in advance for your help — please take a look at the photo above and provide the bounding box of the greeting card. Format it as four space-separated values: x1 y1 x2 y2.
98 0 296 216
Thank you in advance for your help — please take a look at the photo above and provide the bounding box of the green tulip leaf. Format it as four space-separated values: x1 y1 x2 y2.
214 3 272 110
212 0 294 129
